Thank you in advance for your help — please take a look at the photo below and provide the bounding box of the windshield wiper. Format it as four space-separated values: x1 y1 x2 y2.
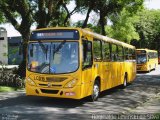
38 41 48 59
52 40 66 59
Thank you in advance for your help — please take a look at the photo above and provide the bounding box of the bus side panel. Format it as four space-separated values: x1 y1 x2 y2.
109 62 119 88
102 62 112 91
80 62 105 98
124 61 136 83
118 62 125 86
103 62 125 90
80 66 93 98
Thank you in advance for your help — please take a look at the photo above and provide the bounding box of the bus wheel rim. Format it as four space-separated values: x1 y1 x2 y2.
93 84 99 100
124 77 127 87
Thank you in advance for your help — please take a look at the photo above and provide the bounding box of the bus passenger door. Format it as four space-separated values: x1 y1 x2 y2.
81 40 93 98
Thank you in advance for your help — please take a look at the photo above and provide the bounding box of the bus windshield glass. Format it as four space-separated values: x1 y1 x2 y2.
27 42 79 74
137 54 147 64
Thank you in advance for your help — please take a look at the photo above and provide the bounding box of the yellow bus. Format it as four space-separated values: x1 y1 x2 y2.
136 49 158 72
26 27 136 101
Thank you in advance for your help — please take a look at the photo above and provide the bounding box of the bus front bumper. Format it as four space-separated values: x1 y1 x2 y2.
137 65 148 71
25 83 82 99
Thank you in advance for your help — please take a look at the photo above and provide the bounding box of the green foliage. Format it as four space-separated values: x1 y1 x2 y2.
134 9 160 49
0 86 15 92
73 21 101 33
93 40 101 59
0 11 5 23
0 0 73 77
74 0 144 35
0 0 145 77
106 9 140 43
0 65 25 88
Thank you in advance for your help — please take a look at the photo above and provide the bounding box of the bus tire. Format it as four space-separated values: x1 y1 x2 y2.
89 80 100 102
154 64 156 70
122 74 127 89
148 65 151 72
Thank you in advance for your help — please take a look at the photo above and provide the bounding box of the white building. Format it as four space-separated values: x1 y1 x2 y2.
0 27 8 64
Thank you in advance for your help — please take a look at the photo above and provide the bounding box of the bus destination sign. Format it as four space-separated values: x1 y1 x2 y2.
30 29 79 41
136 50 146 54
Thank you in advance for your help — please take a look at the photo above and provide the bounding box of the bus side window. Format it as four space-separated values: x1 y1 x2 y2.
132 49 136 60
93 39 102 61
102 41 111 61
124 48 129 60
117 46 124 61
111 44 118 61
155 52 158 58
128 49 133 60
82 40 93 69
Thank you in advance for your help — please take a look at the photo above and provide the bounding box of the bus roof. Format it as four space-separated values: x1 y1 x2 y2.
81 29 135 49
31 27 135 49
32 27 79 31
136 49 157 53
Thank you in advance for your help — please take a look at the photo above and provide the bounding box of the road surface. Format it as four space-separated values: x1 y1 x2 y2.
0 65 160 120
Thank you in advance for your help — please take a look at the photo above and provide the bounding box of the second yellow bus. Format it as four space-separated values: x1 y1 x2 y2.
136 49 158 72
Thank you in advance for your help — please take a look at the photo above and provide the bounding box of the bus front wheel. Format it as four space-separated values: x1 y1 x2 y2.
89 81 100 102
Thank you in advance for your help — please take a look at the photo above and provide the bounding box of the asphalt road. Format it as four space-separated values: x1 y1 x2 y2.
0 65 160 120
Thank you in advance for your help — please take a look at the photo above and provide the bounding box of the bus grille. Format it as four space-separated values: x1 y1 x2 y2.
39 84 62 87
45 77 67 82
40 89 59 94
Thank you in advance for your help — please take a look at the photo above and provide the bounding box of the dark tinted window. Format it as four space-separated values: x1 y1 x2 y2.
102 42 111 61
124 48 129 60
93 40 102 61
82 40 92 69
111 44 117 61
117 46 124 61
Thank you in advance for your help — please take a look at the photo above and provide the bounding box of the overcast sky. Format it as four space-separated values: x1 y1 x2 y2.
1 0 160 37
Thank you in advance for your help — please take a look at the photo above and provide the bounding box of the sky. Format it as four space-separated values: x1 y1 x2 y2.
0 0 160 37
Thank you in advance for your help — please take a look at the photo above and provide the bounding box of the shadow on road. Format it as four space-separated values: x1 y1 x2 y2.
0 72 160 115
0 95 86 108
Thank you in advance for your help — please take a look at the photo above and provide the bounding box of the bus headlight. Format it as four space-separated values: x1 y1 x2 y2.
64 79 77 88
26 77 36 86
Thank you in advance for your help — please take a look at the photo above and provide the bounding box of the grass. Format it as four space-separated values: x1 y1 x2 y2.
0 86 24 92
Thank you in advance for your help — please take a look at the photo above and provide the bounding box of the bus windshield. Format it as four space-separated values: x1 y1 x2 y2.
27 42 79 74
137 54 147 64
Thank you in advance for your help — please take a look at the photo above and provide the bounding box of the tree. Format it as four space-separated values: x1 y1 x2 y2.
75 0 144 35
133 9 160 49
0 0 144 77
0 11 5 23
106 9 140 44
0 0 70 77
